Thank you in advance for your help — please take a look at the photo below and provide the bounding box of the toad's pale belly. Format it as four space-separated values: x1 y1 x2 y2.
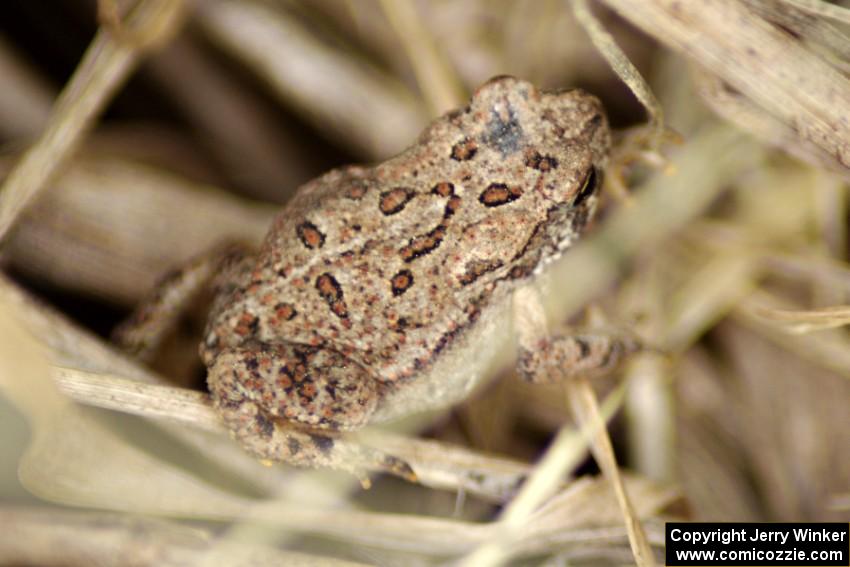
371 288 515 422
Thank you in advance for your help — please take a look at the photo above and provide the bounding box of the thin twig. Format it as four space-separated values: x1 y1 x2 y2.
50 365 536 502
572 0 665 148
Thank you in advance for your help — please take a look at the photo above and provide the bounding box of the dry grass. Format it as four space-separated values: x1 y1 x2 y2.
0 0 848 565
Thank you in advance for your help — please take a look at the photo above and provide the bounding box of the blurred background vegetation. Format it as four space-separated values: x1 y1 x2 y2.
0 0 848 565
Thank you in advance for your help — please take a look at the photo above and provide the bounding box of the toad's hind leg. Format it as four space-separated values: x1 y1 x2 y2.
113 244 253 361
207 344 416 480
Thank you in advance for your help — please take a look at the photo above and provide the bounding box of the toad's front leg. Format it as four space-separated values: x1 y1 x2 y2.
206 341 415 481
511 287 654 563
512 286 641 384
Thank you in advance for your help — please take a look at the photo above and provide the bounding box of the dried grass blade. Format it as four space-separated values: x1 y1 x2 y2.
50 365 540 501
599 0 850 177
572 0 664 148
750 304 850 334
0 507 374 567
378 0 466 115
0 0 185 243
456 382 628 566
198 1 426 158
566 377 657 567
0 37 53 138
782 0 850 25
735 291 850 379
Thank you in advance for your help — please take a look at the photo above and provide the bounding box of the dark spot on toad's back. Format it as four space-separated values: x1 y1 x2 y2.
274 303 297 321
390 269 414 296
315 273 348 319
296 221 325 249
345 183 367 200
484 107 523 156
400 226 446 262
444 196 461 218
431 181 455 197
479 183 522 207
458 259 503 286
379 187 415 215
525 151 559 172
451 138 477 161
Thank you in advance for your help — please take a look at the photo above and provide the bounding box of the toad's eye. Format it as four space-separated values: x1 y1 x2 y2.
573 167 599 207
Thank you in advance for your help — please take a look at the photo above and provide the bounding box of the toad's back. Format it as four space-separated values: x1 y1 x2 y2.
202 76 610 388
